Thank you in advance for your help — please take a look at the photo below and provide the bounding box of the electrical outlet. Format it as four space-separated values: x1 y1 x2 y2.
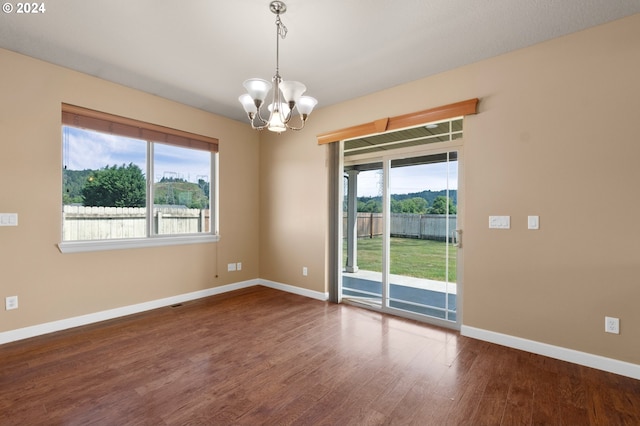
236 262 242 271
227 263 236 272
0 213 18 226
5 296 18 311
302 267 308 276
605 316 620 334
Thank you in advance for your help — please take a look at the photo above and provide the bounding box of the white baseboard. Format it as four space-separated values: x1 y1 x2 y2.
258 279 329 301
0 279 260 345
0 279 328 345
461 325 640 380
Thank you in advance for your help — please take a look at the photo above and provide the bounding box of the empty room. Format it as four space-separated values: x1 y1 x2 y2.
1 1 640 424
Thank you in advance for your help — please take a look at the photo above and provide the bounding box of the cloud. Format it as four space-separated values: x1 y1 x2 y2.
63 126 146 171
63 127 211 183
356 161 458 197
154 143 210 183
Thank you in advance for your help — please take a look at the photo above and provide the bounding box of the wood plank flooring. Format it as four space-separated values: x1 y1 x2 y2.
1 285 639 425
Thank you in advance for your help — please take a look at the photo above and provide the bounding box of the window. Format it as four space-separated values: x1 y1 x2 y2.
59 104 219 253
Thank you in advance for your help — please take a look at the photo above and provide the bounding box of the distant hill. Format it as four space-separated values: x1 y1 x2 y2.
358 189 457 206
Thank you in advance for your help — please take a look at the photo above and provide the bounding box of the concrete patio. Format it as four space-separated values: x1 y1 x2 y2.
342 269 457 321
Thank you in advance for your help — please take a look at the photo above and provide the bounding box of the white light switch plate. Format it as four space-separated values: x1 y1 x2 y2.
489 216 510 229
528 215 539 230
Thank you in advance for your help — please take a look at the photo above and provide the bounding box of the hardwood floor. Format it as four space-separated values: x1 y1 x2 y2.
1 286 639 425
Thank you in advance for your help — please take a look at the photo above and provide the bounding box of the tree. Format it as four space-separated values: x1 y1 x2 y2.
428 195 457 214
390 198 401 213
198 179 210 198
63 169 93 204
405 197 428 213
358 199 382 213
81 163 146 207
390 197 428 214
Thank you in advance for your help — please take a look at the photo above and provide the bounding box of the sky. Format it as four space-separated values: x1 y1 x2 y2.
63 126 211 183
63 126 454 193
356 161 458 197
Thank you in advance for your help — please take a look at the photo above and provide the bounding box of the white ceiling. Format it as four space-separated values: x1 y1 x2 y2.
2 1 639 123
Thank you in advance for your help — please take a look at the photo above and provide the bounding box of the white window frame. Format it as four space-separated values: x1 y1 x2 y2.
58 105 219 254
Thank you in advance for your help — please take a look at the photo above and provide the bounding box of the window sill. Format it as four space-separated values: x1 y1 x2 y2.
58 234 220 254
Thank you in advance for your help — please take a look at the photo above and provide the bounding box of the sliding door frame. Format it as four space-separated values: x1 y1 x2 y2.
335 138 465 330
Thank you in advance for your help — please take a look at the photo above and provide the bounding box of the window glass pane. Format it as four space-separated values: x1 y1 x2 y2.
152 143 211 235
342 165 384 306
62 126 147 241
344 117 464 156
389 153 458 322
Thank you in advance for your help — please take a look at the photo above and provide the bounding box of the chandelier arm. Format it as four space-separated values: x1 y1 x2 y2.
244 111 267 130
251 122 268 131
284 113 309 131
254 105 270 126
278 101 294 125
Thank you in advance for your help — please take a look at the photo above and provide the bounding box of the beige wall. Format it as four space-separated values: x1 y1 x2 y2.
0 49 260 332
259 14 640 364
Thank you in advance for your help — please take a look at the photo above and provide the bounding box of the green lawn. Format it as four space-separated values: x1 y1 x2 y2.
345 236 456 282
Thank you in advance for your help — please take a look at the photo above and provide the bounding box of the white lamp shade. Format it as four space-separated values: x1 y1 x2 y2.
279 80 306 104
267 102 290 132
296 96 318 116
267 102 291 116
243 78 272 102
268 114 286 133
267 117 286 132
238 94 257 114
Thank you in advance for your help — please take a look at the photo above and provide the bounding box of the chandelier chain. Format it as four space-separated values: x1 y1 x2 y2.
275 14 287 76
276 15 287 39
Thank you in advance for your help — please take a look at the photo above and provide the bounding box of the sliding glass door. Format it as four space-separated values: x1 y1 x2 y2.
341 150 460 327
387 153 458 322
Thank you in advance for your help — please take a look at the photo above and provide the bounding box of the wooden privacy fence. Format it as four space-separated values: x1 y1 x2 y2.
63 205 210 240
345 213 457 241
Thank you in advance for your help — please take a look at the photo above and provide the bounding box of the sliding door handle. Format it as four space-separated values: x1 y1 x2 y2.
453 229 462 248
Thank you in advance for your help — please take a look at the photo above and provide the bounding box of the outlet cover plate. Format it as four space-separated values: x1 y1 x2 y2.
5 296 18 310
489 215 510 229
0 213 18 226
605 316 620 334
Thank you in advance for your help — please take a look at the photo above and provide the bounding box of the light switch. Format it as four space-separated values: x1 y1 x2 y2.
489 216 510 229
528 215 539 230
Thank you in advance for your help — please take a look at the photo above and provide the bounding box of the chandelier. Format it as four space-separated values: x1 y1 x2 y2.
238 1 317 133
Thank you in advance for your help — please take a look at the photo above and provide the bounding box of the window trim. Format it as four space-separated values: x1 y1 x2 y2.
58 234 220 254
59 104 219 253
